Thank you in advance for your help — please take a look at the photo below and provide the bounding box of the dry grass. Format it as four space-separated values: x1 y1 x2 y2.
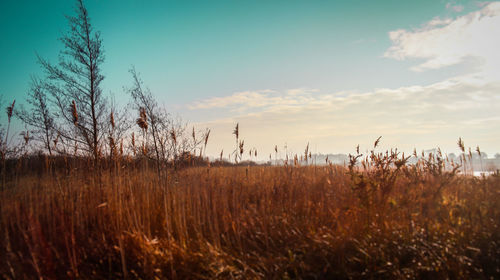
0 154 499 279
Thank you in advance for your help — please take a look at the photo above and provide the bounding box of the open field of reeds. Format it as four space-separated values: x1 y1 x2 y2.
1 151 499 279
2 1 500 279
1 64 499 278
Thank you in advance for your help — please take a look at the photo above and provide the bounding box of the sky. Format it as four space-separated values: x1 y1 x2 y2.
1 0 499 159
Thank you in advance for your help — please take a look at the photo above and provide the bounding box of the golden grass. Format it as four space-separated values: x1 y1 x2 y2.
0 158 499 279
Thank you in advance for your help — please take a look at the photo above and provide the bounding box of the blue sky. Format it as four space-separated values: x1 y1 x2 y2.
1 0 471 101
1 0 499 158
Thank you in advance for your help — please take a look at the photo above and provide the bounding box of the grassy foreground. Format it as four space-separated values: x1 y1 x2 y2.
0 155 499 279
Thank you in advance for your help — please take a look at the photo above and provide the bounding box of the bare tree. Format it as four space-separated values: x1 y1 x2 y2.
127 68 210 173
39 0 106 167
16 77 55 155
127 67 169 176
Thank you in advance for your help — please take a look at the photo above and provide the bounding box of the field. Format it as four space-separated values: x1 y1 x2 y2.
1 151 499 279
4 0 500 279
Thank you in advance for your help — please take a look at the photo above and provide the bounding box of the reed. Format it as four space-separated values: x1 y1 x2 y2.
0 144 499 279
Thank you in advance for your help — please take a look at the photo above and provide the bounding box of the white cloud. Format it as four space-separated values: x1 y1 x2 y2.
385 2 500 77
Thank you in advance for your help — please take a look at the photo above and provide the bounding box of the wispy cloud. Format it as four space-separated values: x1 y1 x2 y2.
385 2 500 76
188 90 276 110
188 88 320 112
188 78 500 156
446 3 464 12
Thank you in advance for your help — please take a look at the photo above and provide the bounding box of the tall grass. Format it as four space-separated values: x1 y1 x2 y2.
0 149 499 279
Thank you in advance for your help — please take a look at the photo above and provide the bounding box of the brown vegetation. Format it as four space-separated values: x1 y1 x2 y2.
1 1 499 279
0 148 499 279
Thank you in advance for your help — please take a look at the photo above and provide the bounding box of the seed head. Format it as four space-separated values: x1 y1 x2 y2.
170 129 177 145
110 111 115 129
233 123 239 139
136 107 148 130
374 136 382 149
131 133 136 156
457 137 465 152
6 100 15 122
239 140 244 156
204 129 210 147
304 142 309 162
71 100 78 125
109 136 115 150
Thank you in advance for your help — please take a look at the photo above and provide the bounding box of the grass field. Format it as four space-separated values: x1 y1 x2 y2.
0 149 499 279
3 0 500 279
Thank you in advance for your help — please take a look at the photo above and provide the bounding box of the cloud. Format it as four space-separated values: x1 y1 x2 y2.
384 2 500 76
188 78 500 157
188 90 275 110
476 1 494 8
427 17 453 27
446 3 464 12
188 88 320 111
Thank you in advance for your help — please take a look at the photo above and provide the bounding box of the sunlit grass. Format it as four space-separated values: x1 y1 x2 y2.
0 151 499 279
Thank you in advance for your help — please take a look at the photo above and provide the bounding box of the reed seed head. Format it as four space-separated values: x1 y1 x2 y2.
71 100 78 125
6 100 15 122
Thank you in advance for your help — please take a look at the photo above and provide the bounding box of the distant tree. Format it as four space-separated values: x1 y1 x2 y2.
39 0 106 167
16 77 55 155
174 151 209 169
